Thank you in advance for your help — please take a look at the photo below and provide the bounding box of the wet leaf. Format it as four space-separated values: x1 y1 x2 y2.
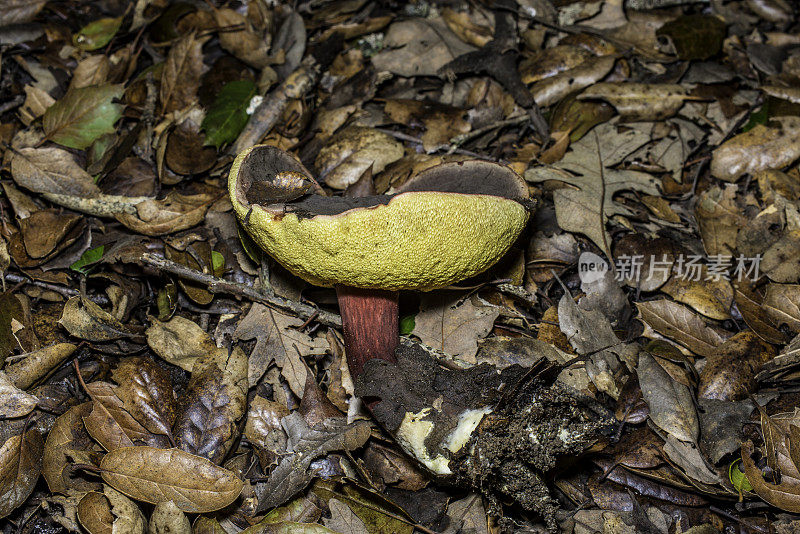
202 80 256 149
100 446 244 513
43 84 124 149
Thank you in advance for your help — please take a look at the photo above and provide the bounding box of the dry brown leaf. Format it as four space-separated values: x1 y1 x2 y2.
19 85 54 125
149 500 191 534
100 446 244 513
69 55 110 91
371 18 476 77
115 191 217 236
10 147 101 198
637 299 727 357
59 296 133 342
763 283 800 333
412 292 500 364
742 440 800 513
111 357 177 441
315 126 404 189
637 352 699 443
711 116 800 182
146 315 217 372
660 274 733 321
214 8 271 69
0 428 43 519
43 402 100 494
0 0 47 26
384 99 470 152
77 485 146 534
234 303 328 392
160 33 206 114
0 371 37 418
694 185 744 256
440 7 493 47
578 83 697 121
83 381 165 451
530 55 616 107
520 45 594 84
698 331 775 401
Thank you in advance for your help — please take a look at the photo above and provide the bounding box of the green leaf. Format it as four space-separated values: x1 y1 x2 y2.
73 16 123 51
729 458 753 493
43 84 125 150
399 314 415 335
70 245 105 274
201 80 257 149
211 250 225 276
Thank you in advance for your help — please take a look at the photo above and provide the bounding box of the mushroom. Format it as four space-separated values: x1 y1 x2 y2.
227 145 532 385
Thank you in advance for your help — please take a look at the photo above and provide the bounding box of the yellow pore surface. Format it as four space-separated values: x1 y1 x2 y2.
230 176 528 292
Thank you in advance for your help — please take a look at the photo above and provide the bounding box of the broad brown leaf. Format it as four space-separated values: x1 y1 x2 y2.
10 147 101 198
160 33 205 114
43 402 101 494
637 299 727 357
0 428 44 519
84 381 167 450
100 446 244 513
112 357 177 441
637 352 699 443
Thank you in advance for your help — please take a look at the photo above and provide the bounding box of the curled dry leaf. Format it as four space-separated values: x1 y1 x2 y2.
4 343 78 389
710 117 800 182
43 84 124 150
59 296 134 342
43 402 101 494
99 446 244 513
315 127 405 189
69 55 110 91
214 8 271 69
578 83 696 121
115 191 218 236
77 485 146 534
0 428 44 519
530 55 616 107
0 370 37 418
742 440 800 513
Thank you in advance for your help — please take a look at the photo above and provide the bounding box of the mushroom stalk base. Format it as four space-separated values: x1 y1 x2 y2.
335 286 399 379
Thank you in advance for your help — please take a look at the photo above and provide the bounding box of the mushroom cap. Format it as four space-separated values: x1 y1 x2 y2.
228 145 531 291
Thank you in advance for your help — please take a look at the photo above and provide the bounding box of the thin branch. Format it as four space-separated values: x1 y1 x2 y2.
139 253 341 328
449 115 530 147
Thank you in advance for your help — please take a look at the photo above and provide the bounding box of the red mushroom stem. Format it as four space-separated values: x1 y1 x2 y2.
335 285 399 378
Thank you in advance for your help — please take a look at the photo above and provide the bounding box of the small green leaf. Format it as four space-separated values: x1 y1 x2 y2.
43 84 125 150
73 16 123 51
743 104 768 132
70 245 105 274
201 80 257 149
729 458 753 493
399 314 415 335
211 250 225 276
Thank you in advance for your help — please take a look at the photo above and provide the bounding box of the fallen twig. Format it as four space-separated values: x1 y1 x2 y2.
140 253 342 328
